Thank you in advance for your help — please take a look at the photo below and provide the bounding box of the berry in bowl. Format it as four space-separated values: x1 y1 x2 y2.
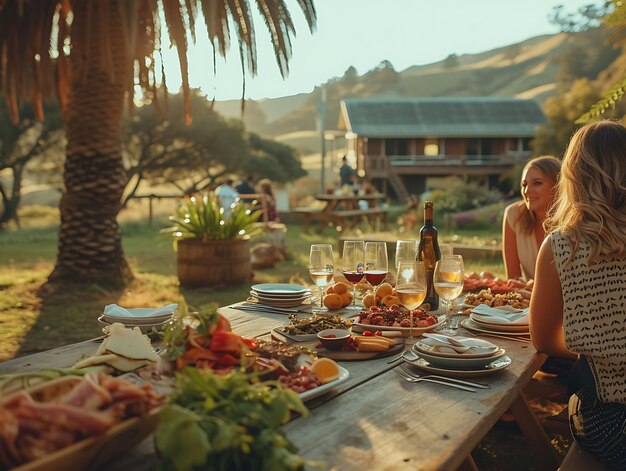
317 329 351 351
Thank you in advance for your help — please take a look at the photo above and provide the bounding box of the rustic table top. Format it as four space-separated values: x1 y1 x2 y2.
0 307 550 470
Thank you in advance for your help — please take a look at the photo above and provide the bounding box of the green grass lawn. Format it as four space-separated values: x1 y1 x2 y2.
0 219 503 361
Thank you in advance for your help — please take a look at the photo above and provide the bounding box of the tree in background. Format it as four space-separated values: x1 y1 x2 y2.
0 101 63 228
532 78 601 156
124 91 248 205
243 133 306 183
0 0 316 289
123 90 305 204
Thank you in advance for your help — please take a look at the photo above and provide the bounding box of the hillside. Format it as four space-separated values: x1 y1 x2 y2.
213 28 618 145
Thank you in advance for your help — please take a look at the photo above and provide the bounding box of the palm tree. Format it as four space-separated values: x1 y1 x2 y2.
0 0 316 288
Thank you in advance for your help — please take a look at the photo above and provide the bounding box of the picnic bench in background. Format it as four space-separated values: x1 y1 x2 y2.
293 192 388 233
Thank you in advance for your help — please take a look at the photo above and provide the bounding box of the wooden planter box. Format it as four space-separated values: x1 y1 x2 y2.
177 238 251 287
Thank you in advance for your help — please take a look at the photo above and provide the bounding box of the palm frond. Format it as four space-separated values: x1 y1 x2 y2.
0 0 317 123
577 74 626 123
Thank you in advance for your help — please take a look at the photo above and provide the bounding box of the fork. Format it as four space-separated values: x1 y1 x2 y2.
393 368 476 392
399 363 490 389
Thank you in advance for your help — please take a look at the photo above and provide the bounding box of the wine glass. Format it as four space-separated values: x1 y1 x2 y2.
364 241 388 293
309 244 334 311
396 261 427 338
341 240 365 310
395 240 418 276
433 255 464 333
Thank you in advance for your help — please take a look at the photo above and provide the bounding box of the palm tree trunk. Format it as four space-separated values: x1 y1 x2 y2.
47 1 132 287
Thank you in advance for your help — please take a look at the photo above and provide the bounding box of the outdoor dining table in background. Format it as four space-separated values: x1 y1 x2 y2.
294 192 389 233
0 305 560 470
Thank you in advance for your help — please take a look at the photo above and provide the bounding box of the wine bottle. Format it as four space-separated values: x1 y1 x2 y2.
417 201 441 310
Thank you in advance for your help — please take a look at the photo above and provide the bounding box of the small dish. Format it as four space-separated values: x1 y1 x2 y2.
317 329 350 351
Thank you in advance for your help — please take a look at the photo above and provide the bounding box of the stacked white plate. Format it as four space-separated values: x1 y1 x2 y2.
98 305 177 333
408 334 511 377
467 304 530 335
250 284 311 308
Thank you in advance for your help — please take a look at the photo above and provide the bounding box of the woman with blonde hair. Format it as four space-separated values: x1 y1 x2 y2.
531 120 626 468
502 155 561 280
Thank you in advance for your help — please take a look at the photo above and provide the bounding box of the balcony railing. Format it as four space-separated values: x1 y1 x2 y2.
387 153 531 166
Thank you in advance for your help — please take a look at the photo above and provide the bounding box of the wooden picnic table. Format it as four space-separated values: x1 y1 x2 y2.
0 307 558 470
294 192 389 233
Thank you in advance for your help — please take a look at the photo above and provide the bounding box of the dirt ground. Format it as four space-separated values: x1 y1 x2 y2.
474 370 571 470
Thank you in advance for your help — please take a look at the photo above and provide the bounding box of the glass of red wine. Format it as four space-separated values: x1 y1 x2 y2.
365 241 388 294
341 240 365 311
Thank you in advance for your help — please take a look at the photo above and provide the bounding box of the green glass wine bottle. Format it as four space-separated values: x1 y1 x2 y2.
417 201 441 310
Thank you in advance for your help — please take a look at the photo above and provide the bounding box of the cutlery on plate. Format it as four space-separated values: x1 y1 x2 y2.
399 363 490 389
386 349 418 363
421 333 495 352
463 331 532 344
393 368 476 392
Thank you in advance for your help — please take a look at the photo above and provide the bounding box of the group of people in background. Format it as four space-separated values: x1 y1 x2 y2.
503 121 626 469
214 176 279 222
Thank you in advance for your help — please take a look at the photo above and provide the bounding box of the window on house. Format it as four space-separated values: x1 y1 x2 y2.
522 138 532 151
466 139 479 156
424 138 439 156
385 138 409 156
481 139 493 156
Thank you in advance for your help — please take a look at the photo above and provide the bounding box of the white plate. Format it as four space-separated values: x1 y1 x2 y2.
461 319 530 337
411 345 506 369
415 337 499 359
102 314 173 324
351 316 444 334
98 316 170 333
102 307 177 319
468 315 530 333
405 355 512 377
298 366 350 401
251 291 311 300
252 284 310 295
252 299 311 308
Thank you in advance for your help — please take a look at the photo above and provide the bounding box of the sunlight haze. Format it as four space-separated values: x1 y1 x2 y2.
160 0 598 100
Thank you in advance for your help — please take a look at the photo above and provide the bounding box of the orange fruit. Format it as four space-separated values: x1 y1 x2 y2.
323 293 343 310
310 358 340 383
326 285 335 295
381 295 401 307
340 291 353 307
333 282 349 295
363 293 376 308
375 282 393 300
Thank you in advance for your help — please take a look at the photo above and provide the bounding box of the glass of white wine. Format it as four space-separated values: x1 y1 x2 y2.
433 255 464 332
309 244 334 311
395 240 418 277
396 261 427 338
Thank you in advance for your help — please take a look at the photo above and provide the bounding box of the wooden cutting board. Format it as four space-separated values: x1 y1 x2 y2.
315 337 404 361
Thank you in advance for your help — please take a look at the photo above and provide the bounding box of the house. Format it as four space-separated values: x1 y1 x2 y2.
338 97 546 202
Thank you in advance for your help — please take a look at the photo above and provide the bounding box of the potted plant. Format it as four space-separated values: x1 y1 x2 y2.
164 193 262 287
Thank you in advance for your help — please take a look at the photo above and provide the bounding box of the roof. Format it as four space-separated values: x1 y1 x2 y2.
339 97 546 138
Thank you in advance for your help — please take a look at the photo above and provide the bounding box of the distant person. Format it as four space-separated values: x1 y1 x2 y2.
258 178 279 222
339 156 355 187
236 176 256 195
502 156 561 280
215 178 239 219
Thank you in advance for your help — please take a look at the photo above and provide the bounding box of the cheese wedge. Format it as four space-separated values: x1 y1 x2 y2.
74 354 118 369
105 323 159 361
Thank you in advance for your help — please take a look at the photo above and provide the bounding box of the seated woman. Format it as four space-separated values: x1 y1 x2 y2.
531 121 626 469
258 178 279 222
502 156 561 280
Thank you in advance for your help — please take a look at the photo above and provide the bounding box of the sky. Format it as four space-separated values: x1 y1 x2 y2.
159 0 598 101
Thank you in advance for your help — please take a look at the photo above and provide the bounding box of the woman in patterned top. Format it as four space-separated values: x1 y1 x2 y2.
530 121 626 469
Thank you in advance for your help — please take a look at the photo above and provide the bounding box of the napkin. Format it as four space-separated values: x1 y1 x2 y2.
103 303 178 318
471 304 529 325
420 335 498 355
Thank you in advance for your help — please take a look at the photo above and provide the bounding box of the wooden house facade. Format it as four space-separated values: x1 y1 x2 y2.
338 97 546 202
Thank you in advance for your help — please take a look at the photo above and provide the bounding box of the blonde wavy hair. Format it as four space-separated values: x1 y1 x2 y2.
546 120 626 263
515 155 561 234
